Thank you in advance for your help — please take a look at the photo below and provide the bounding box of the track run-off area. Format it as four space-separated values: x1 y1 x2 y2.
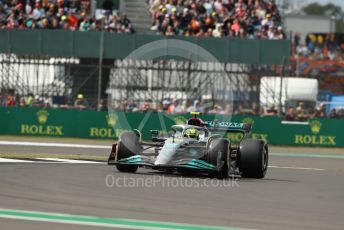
0 137 343 230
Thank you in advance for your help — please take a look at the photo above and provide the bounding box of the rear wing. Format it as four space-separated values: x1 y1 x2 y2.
203 120 252 134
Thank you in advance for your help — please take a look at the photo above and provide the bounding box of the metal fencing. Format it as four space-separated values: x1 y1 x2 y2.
0 54 282 112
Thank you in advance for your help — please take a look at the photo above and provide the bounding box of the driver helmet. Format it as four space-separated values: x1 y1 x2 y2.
185 128 199 139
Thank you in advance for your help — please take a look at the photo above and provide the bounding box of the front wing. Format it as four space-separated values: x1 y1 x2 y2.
108 144 218 172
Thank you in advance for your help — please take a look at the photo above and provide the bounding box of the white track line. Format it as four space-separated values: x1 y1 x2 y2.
0 158 326 170
36 158 102 164
0 158 103 164
268 165 325 171
0 158 34 163
0 141 110 149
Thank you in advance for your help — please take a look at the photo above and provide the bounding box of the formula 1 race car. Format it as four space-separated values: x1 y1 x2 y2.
108 113 268 179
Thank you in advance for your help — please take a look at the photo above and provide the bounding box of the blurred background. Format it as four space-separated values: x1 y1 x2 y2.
0 0 343 121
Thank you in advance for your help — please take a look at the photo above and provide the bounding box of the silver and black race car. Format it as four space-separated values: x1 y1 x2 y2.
108 113 268 179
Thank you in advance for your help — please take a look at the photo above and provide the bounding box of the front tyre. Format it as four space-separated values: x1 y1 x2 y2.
238 139 268 179
208 138 230 179
116 131 141 173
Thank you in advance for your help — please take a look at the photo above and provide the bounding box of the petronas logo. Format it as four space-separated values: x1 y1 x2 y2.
310 120 321 134
36 110 49 124
174 116 186 125
242 117 254 124
106 114 117 127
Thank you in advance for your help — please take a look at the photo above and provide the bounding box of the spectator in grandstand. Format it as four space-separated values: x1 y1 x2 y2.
148 0 284 39
223 104 232 115
168 99 184 114
329 108 339 119
74 93 89 110
165 25 176 36
296 101 304 113
251 102 261 115
140 99 153 112
6 95 16 106
114 100 126 111
208 104 224 114
126 98 138 112
295 108 308 121
264 104 278 116
0 0 134 34
187 100 204 113
18 97 26 107
28 95 50 108
337 108 344 118
98 99 108 111
26 93 34 106
161 99 170 112
311 104 326 119
284 106 296 121
234 104 244 115
31 95 42 107
311 108 326 119
234 103 261 115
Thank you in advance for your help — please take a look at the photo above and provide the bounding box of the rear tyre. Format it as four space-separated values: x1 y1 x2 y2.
116 131 141 173
208 138 230 179
238 139 268 179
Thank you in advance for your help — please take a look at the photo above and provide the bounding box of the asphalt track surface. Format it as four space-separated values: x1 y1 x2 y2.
0 137 344 230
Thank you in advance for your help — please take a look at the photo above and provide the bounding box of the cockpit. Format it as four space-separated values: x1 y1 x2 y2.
171 125 209 141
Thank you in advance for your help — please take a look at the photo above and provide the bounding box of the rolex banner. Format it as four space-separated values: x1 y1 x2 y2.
0 107 342 147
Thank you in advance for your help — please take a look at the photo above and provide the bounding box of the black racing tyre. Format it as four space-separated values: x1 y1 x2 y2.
116 131 141 173
238 139 268 179
207 138 230 179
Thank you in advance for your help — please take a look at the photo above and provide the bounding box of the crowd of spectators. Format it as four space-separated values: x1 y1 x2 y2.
1 93 51 108
293 33 344 61
114 98 233 114
288 33 344 97
1 92 108 111
147 0 285 39
1 94 342 119
0 0 135 33
283 101 342 120
112 98 343 119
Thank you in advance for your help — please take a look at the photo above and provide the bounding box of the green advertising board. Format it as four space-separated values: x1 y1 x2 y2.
0 107 342 147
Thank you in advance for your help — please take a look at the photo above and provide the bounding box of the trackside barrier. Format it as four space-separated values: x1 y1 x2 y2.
0 30 289 64
0 107 342 147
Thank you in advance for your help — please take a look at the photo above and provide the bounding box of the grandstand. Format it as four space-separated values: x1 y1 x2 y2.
147 0 285 39
0 0 134 33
